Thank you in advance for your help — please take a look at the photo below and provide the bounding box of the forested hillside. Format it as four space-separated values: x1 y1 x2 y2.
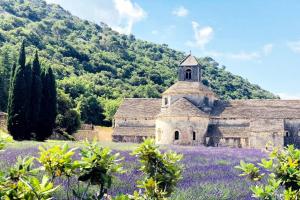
0 0 278 125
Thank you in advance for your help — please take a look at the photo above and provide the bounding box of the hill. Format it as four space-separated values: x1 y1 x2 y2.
0 0 278 124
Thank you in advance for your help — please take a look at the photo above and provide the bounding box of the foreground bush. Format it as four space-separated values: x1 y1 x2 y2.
0 157 57 199
0 138 5 151
38 141 124 199
0 139 183 199
113 139 183 200
0 133 12 151
236 145 300 199
131 139 183 199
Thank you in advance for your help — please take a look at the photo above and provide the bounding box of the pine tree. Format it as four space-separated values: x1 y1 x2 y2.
38 67 57 140
7 41 31 140
29 51 42 136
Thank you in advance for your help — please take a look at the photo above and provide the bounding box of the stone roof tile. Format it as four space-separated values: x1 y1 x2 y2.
114 98 161 118
180 54 199 66
158 97 208 118
163 81 216 97
212 100 300 119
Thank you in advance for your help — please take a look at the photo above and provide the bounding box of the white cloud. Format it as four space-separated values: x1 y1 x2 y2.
228 51 260 60
203 43 274 61
287 40 300 53
185 19 274 61
151 30 159 35
262 43 273 55
172 6 189 17
186 21 214 49
46 0 146 35
112 0 146 34
277 92 300 100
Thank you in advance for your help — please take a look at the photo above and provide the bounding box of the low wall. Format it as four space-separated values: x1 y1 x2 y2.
74 126 113 141
0 112 7 131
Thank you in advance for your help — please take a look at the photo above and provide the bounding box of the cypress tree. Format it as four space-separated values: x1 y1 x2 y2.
7 63 16 116
38 67 57 140
0 50 11 111
0 65 6 111
29 51 42 136
7 41 32 140
24 62 32 136
18 41 26 68
9 63 17 92
48 67 57 137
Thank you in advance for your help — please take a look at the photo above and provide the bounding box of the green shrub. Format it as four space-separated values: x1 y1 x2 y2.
38 144 77 180
0 157 58 199
38 140 124 199
0 131 13 150
236 145 300 199
0 138 5 150
1 139 183 199
76 140 124 199
126 139 183 200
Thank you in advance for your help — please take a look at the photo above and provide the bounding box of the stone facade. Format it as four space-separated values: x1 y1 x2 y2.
0 112 7 131
112 54 300 149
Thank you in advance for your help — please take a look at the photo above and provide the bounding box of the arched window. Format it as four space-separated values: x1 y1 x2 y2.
193 131 196 140
185 69 192 80
164 97 168 105
174 131 179 140
285 131 290 137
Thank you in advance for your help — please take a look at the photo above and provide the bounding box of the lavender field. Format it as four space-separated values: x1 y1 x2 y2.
0 141 265 200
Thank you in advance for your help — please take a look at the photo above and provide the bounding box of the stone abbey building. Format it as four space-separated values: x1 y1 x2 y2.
113 54 300 149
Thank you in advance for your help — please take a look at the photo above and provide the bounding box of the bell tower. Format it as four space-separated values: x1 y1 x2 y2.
178 54 201 82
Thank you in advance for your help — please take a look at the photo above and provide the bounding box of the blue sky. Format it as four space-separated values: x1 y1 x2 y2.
45 0 300 99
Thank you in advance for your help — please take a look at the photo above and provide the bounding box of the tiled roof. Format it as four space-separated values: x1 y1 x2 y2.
180 54 199 66
212 100 300 119
163 81 216 97
114 98 161 118
112 126 155 137
158 98 209 118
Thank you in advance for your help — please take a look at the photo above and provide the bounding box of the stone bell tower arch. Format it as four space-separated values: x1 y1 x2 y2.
178 53 202 82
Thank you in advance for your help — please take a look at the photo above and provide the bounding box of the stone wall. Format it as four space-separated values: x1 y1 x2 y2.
248 119 284 149
0 113 7 131
284 119 300 148
204 118 285 149
156 116 209 145
114 117 156 128
178 66 201 82
206 118 250 148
